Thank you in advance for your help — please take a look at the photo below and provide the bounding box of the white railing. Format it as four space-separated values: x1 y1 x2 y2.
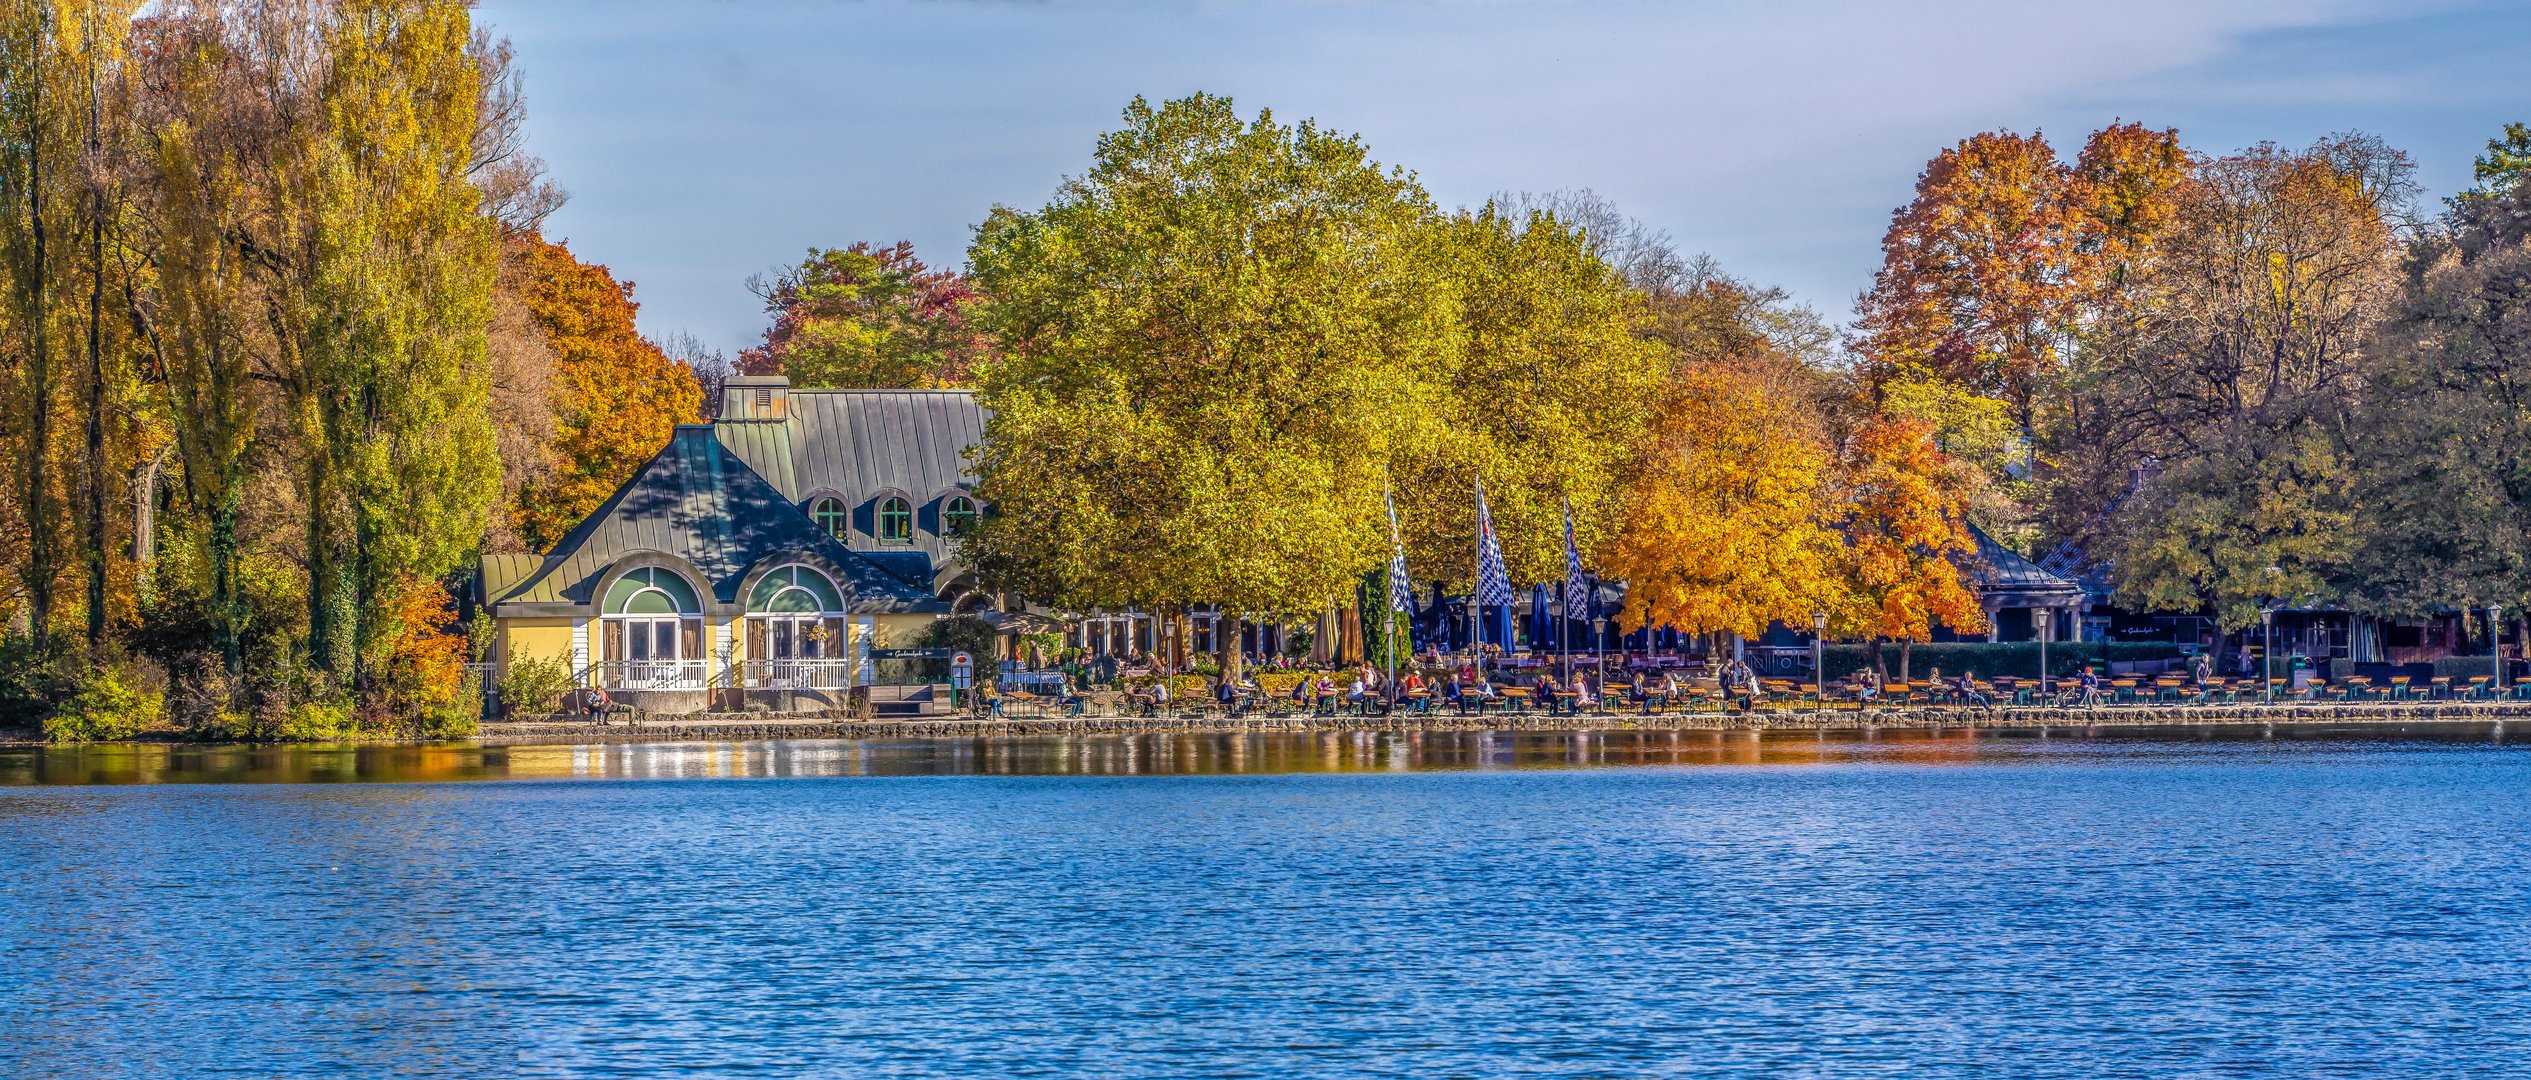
601 660 707 690
742 658 855 690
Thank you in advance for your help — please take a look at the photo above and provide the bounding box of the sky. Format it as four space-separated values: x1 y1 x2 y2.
474 0 2531 358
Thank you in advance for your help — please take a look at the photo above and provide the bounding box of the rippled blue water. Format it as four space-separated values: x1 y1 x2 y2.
4 731 2528 1078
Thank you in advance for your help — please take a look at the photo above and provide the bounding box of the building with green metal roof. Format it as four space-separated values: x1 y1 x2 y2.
480 377 983 713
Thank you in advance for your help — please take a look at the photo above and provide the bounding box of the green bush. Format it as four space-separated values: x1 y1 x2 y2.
420 673 483 739
922 615 999 679
272 699 356 742
498 655 575 716
0 633 75 730
42 668 165 743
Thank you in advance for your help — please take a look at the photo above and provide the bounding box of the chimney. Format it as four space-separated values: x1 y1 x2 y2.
723 375 789 421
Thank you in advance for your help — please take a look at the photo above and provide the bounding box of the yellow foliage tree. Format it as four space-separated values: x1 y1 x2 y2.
1599 362 1839 640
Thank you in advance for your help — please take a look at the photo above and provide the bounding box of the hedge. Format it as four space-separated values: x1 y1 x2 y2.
1820 642 2185 681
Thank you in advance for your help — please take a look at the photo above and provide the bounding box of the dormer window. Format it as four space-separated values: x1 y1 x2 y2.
943 494 978 538
878 496 914 544
812 497 847 541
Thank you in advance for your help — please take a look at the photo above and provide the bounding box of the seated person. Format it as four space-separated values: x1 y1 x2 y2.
1533 672 1562 715
1952 670 1989 708
1574 674 1598 710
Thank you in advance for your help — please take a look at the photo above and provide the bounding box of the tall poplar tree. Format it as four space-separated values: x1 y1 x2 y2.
0 0 74 642
310 0 498 683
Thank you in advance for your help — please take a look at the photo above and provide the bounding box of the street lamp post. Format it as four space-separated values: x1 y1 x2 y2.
2035 608 2052 700
2262 606 2277 706
1812 611 1828 714
2493 604 2505 702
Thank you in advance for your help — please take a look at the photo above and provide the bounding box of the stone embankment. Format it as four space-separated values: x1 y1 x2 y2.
476 700 2531 743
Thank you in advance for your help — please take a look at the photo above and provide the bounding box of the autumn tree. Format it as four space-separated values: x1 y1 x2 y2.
1828 415 1987 680
1599 359 1840 642
0 0 77 643
507 234 701 550
2097 138 2408 632
285 0 503 685
740 241 988 389
965 94 1451 683
1855 130 2093 425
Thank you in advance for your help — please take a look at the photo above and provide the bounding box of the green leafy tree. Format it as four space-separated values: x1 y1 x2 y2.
2346 136 2531 615
279 0 500 683
965 94 1452 683
1390 204 1666 592
740 241 987 389
2097 139 2405 631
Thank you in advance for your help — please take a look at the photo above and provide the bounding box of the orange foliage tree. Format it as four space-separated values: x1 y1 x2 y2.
371 575 470 728
1856 130 2093 422
1828 416 1988 679
508 236 703 549
1598 362 1840 641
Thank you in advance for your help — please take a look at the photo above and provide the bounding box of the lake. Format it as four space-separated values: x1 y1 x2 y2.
3 727 2526 1078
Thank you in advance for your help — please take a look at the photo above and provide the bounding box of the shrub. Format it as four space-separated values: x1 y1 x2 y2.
42 668 166 743
498 655 576 716
272 699 357 742
0 633 75 731
375 576 470 721
420 673 483 739
922 614 999 678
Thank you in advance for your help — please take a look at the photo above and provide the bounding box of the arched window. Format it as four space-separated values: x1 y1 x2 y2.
600 567 702 687
811 497 847 542
942 494 978 538
746 564 849 686
877 496 913 544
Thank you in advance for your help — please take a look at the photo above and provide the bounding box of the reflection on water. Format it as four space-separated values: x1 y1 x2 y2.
3 720 2517 785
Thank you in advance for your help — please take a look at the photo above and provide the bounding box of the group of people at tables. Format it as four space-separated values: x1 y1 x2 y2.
1190 657 1784 717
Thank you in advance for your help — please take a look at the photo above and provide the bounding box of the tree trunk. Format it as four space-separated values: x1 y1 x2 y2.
21 55 55 640
1870 637 1887 682
1898 639 1912 684
1216 610 1243 686
82 136 105 655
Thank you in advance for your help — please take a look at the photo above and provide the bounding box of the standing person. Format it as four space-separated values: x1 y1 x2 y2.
2191 652 2214 701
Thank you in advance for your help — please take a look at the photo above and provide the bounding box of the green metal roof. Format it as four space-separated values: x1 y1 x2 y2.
486 425 939 615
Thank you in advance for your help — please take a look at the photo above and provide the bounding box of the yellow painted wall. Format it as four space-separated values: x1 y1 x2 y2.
502 618 575 675
872 614 937 649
